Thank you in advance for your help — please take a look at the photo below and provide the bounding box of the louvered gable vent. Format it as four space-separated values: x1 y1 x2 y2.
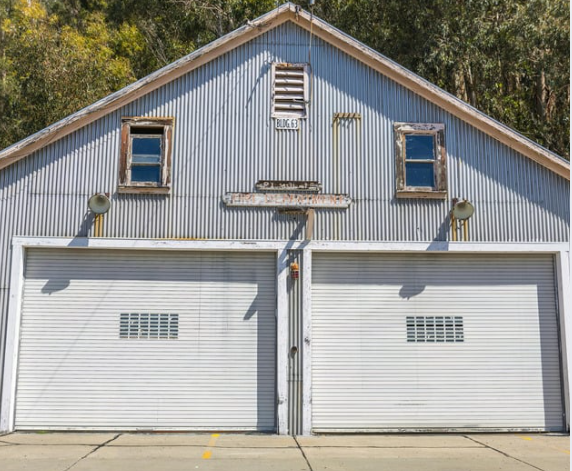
272 63 308 117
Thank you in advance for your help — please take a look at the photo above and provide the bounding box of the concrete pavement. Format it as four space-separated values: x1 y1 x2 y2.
0 432 568 471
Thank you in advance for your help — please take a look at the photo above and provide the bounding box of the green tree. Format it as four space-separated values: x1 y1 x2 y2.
0 0 569 159
0 0 134 149
306 0 569 158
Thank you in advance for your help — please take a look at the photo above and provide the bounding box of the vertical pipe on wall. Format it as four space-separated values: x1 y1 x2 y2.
287 249 303 435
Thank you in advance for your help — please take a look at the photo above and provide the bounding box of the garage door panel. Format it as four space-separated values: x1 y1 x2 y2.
16 249 276 431
312 253 563 431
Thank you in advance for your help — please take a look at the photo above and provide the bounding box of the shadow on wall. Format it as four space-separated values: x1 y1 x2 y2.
399 284 425 299
399 213 453 297
41 211 94 294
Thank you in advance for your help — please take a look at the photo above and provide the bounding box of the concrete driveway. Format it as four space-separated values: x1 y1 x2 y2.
0 432 569 471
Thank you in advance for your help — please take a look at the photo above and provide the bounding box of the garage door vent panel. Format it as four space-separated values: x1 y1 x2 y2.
406 316 464 343
120 313 179 340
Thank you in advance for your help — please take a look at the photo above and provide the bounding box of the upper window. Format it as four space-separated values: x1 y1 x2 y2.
119 117 174 193
394 123 447 199
272 63 309 118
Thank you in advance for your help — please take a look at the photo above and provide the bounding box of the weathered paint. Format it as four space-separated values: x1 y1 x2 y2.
222 192 352 208
0 20 569 420
288 250 303 436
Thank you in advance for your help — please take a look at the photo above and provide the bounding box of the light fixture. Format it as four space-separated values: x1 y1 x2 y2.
451 199 474 221
88 193 111 215
450 199 475 242
88 193 110 238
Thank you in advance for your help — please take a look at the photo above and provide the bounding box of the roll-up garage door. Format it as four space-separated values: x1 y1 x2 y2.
312 253 563 432
16 249 276 431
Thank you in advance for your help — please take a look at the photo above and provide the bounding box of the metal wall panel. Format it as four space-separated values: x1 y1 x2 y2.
16 249 276 430
0 21 569 408
0 22 567 246
312 253 564 431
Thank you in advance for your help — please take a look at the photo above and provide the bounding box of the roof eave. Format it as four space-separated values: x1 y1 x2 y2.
0 3 297 170
293 8 570 180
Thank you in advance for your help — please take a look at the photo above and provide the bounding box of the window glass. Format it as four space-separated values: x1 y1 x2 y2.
120 312 179 340
131 166 161 183
405 135 435 160
405 162 434 187
406 316 464 343
130 135 162 183
132 136 161 158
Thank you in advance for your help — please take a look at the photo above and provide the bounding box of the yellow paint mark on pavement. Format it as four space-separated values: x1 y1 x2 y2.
202 433 221 460
516 435 569 455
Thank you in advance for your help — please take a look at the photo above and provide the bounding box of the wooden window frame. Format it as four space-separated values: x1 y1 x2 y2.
118 117 174 194
271 63 309 119
394 123 447 199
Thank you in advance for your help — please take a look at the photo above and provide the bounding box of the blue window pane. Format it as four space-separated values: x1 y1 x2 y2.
405 162 434 187
132 137 161 156
131 165 161 183
405 135 435 160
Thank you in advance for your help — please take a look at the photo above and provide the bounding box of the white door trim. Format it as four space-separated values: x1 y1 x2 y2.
1 236 569 434
9 236 569 253
0 242 24 432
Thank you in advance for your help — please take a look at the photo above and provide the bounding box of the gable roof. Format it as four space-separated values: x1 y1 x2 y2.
0 3 569 180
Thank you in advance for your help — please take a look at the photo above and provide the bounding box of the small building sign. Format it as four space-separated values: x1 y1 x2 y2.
275 118 299 130
256 180 322 192
223 192 352 208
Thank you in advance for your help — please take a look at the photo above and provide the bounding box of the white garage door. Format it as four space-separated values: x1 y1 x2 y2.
16 249 276 431
312 253 563 432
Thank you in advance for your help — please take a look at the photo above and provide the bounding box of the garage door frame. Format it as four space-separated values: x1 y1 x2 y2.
1 238 570 435
310 251 565 432
301 242 570 435
1 237 293 434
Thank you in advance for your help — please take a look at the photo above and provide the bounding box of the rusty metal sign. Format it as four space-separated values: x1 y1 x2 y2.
256 180 322 192
223 192 352 208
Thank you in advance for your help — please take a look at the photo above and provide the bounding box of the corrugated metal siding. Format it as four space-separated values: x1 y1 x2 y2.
16 249 276 430
0 21 569 406
0 22 567 245
312 253 564 431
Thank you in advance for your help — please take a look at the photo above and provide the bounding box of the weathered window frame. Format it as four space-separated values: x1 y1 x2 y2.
394 123 447 199
271 63 309 118
118 117 174 194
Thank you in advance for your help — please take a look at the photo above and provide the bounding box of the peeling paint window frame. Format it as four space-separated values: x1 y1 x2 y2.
271 63 309 119
394 123 447 199
118 117 175 194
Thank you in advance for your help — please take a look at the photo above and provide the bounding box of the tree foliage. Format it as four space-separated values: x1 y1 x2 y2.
0 0 569 158
0 0 134 148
